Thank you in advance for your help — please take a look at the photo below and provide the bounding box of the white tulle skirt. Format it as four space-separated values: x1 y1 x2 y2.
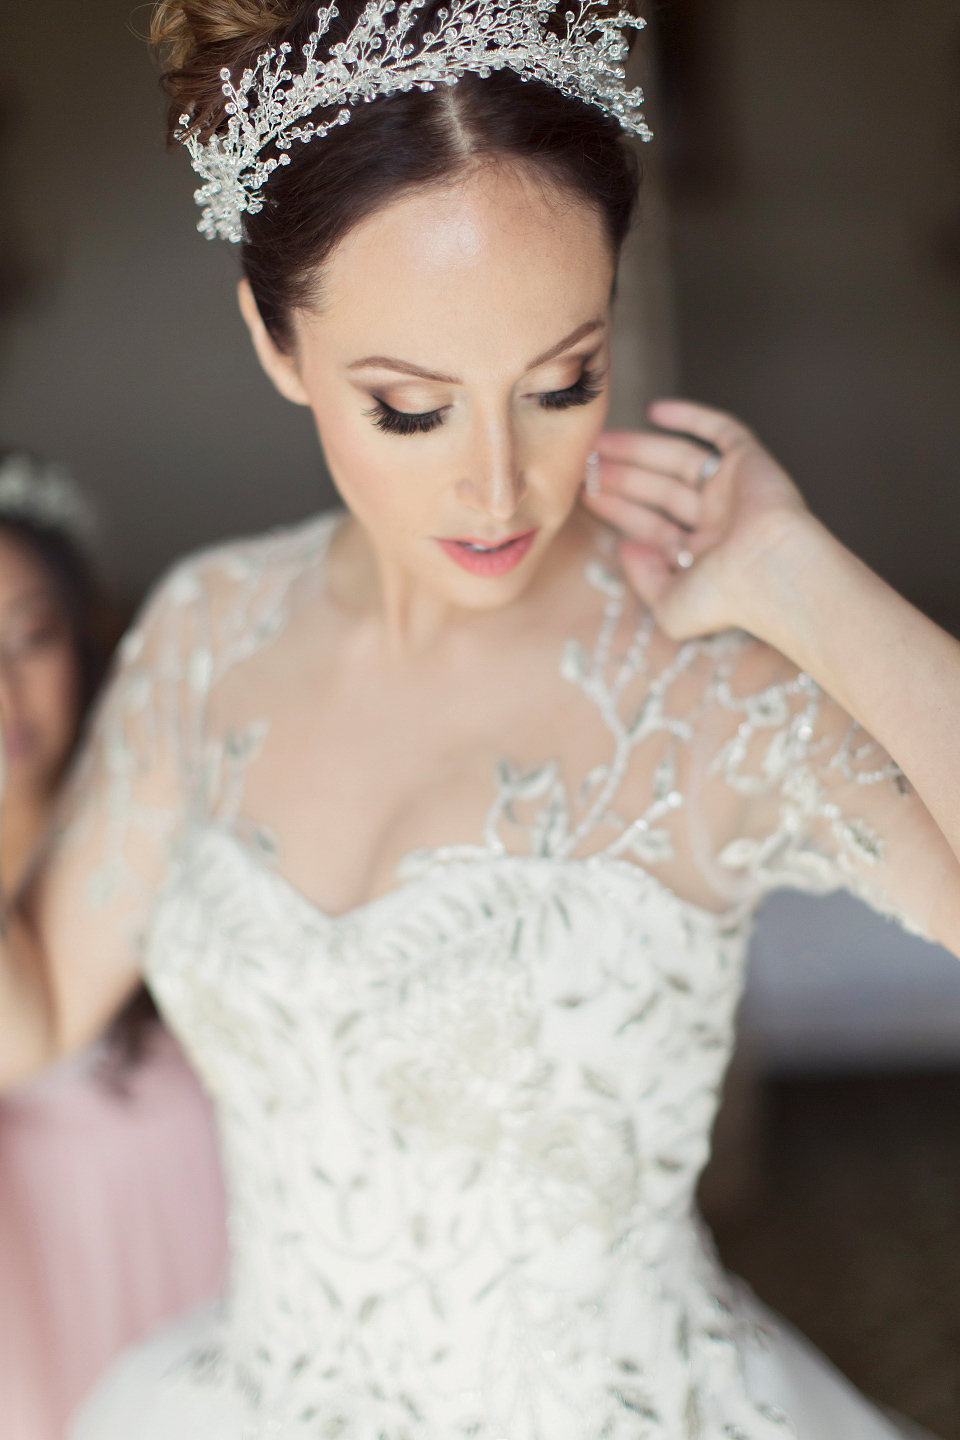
70 1287 936 1440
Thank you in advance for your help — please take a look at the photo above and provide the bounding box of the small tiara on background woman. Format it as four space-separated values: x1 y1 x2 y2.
180 0 652 244
0 454 98 546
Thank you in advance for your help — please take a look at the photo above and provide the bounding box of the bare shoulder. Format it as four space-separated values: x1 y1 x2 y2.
120 511 341 665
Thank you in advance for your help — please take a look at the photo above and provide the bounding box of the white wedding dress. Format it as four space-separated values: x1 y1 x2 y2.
66 512 939 1440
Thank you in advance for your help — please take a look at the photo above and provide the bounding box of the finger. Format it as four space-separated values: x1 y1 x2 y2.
646 399 753 455
599 432 721 490
616 539 675 612
582 490 688 557
595 462 702 529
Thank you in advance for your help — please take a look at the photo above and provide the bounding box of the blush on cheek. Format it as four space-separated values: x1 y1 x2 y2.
326 428 435 539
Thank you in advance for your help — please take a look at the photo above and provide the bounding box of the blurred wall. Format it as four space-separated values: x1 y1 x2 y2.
656 0 960 1070
0 0 331 598
0 2 674 599
664 0 960 621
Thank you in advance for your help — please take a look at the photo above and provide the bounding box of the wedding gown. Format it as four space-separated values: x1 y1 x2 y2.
65 511 941 1440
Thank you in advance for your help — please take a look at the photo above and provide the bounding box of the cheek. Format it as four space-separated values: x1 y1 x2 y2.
528 416 600 499
512 397 608 528
314 395 444 533
24 650 80 752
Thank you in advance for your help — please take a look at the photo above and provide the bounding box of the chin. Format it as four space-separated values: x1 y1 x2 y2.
448 573 537 610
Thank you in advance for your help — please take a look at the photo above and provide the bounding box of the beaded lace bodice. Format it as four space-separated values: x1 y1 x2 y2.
62 512 930 1440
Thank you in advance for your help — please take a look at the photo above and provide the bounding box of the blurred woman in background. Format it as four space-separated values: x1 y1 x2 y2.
0 453 227 1440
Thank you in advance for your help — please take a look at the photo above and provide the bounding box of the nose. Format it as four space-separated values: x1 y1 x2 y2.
455 412 526 522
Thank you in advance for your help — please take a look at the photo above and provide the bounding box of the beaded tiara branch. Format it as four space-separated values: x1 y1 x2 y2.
180 0 651 243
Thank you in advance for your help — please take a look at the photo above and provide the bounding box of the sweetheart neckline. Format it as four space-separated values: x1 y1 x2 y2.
180 820 737 933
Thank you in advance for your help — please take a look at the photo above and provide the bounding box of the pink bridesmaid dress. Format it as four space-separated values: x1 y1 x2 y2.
0 1023 227 1439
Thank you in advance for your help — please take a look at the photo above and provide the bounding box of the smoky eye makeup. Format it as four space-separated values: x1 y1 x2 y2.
361 353 606 437
364 399 449 436
535 364 606 411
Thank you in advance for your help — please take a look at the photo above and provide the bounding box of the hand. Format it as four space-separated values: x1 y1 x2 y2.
582 399 811 640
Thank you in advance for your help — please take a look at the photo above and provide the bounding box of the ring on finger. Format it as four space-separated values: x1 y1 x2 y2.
697 452 721 486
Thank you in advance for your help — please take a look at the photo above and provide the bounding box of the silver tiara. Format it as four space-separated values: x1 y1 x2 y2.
0 454 98 546
181 0 651 243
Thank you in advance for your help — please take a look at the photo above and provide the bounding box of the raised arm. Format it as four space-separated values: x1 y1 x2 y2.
0 566 200 1090
583 400 960 951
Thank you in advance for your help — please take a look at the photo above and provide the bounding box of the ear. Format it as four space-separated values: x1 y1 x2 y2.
237 280 311 407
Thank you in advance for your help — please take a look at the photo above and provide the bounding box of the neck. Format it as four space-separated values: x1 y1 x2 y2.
376 546 469 660
329 511 594 663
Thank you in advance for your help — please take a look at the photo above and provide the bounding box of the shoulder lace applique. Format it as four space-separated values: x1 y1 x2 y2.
708 648 921 928
403 556 917 935
402 559 732 879
79 515 338 910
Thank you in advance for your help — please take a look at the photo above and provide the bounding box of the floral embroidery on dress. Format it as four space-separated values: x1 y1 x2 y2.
66 513 924 1439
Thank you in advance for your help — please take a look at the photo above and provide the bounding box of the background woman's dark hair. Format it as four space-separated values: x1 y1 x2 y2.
152 0 644 352
0 483 159 1078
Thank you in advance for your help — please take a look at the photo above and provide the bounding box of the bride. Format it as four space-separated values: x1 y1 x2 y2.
2 1 956 1436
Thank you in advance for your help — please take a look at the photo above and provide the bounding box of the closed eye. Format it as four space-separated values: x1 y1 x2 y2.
365 399 448 436
365 363 605 436
536 367 605 411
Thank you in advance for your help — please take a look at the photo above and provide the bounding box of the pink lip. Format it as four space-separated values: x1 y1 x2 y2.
435 529 538 577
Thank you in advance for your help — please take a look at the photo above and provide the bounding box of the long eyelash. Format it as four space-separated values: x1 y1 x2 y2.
365 399 446 436
537 368 605 411
365 366 604 435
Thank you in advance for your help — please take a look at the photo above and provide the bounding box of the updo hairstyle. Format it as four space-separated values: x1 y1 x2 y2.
152 0 644 352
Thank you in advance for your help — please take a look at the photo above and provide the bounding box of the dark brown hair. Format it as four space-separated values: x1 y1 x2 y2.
152 0 644 351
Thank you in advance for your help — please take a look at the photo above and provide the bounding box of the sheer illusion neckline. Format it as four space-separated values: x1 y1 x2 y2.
187 514 745 932
185 821 734 933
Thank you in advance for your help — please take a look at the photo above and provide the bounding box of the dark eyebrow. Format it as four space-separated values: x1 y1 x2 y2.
528 319 605 369
348 320 606 386
347 356 459 383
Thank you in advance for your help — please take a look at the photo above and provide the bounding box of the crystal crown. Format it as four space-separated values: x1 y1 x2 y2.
181 0 651 243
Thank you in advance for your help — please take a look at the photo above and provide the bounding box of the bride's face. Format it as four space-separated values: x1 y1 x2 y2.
241 163 615 609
